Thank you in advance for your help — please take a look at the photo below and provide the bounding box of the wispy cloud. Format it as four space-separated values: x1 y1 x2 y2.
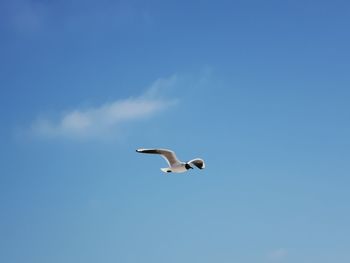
267 248 288 262
30 75 177 140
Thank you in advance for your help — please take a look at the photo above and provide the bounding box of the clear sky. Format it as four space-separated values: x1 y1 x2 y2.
1 0 350 262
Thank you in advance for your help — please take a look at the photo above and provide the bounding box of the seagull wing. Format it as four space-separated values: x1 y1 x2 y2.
188 158 205 169
136 148 181 166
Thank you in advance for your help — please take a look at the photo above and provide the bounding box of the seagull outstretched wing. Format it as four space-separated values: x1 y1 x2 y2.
188 158 205 169
136 148 181 166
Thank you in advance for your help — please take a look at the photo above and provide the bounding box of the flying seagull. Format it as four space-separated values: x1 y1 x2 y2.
136 148 205 173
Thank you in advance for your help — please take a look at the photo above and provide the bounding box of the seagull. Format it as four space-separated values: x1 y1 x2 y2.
136 148 205 173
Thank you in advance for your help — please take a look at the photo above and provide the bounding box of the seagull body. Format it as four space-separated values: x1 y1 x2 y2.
136 148 205 173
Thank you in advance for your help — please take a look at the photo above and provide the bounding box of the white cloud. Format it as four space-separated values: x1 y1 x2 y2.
31 75 177 140
267 248 288 262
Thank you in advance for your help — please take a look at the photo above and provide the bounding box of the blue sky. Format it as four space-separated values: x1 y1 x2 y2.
1 0 350 262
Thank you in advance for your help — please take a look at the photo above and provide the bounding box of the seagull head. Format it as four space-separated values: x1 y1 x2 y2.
185 163 194 170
